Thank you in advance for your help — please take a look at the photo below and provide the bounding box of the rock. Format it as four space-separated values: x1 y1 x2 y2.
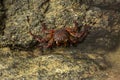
0 0 119 51
0 0 6 35
0 48 108 80
0 1 120 79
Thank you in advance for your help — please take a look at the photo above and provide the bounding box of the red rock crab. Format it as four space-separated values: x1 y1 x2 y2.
29 21 91 49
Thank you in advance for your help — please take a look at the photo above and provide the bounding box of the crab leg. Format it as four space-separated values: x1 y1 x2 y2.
45 38 54 48
78 31 88 41
29 31 42 42
78 25 91 41
41 22 55 34
63 40 68 47
29 31 48 43
69 36 77 43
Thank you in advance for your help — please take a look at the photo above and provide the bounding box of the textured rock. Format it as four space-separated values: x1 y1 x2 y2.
0 0 120 79
0 0 119 51
0 47 108 80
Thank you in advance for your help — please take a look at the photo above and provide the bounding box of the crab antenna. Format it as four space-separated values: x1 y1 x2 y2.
73 20 83 32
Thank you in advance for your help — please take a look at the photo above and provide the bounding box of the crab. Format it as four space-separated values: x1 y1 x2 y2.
29 21 91 49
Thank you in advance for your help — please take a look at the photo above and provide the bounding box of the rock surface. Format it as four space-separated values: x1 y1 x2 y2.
0 0 120 80
0 0 119 51
0 47 108 80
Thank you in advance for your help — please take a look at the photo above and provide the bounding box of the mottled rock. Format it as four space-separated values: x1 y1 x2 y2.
0 0 120 79
0 0 119 51
0 47 108 80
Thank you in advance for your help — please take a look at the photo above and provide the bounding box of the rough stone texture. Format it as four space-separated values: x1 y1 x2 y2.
0 0 120 80
0 0 119 51
75 0 120 8
0 47 108 80
78 9 120 52
0 0 44 48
